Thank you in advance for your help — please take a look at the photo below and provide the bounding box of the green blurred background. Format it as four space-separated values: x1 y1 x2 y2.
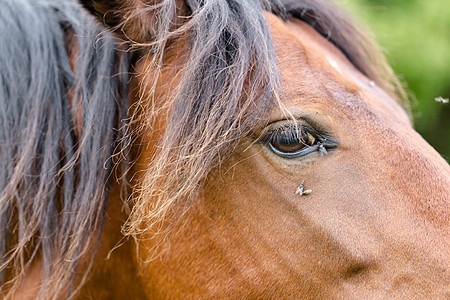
336 0 450 161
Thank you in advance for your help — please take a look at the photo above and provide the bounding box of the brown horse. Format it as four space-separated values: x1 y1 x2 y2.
1 0 448 299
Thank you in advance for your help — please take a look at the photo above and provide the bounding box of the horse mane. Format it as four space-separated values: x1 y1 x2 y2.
0 0 129 298
0 0 406 299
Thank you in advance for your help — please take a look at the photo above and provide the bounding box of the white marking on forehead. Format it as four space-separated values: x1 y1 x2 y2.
327 56 342 75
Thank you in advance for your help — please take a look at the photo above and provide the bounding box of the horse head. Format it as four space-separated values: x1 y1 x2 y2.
79 0 449 298
2 0 448 298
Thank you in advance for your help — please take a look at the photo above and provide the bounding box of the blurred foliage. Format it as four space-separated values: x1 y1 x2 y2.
336 0 450 160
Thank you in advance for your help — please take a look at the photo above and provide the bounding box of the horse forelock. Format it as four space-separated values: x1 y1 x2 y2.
0 0 130 298
125 0 279 237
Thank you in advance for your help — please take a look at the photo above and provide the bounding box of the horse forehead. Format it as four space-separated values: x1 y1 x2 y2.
264 13 409 124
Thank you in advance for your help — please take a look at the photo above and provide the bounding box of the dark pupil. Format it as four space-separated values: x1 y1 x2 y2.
271 129 314 153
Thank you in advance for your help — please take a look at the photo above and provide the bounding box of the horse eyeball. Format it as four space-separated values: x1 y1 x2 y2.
271 138 305 153
306 132 316 146
269 128 315 154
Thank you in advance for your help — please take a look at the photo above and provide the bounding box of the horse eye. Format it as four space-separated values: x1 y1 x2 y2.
268 127 318 157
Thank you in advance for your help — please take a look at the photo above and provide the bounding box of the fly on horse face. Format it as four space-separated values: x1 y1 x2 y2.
0 0 449 299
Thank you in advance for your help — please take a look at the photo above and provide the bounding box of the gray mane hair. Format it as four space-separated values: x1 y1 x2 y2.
0 0 129 298
0 0 405 298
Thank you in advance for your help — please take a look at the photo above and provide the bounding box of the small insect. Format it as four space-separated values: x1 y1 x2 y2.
435 96 449 104
318 142 328 155
302 189 312 195
295 181 312 196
